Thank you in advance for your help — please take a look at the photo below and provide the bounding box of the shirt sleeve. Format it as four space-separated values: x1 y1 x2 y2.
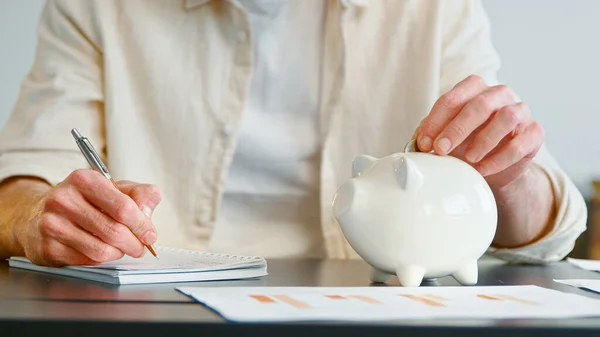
437 0 587 264
0 0 105 186
486 145 588 264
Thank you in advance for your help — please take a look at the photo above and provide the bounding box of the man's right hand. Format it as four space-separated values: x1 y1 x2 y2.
14 170 161 267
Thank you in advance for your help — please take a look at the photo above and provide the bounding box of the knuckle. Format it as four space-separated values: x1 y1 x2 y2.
508 142 526 158
41 240 59 262
438 92 461 109
493 84 514 99
147 185 162 202
44 190 69 212
101 220 125 242
114 202 136 223
132 184 162 204
130 218 148 235
91 244 113 262
38 214 61 237
422 118 442 135
68 169 92 187
466 74 485 86
473 94 492 112
500 106 521 126
449 122 468 139
486 156 501 171
531 121 545 137
479 132 496 148
516 102 531 118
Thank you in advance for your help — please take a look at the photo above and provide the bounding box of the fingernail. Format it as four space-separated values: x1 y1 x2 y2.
141 230 157 245
141 205 153 218
436 138 451 154
419 136 432 151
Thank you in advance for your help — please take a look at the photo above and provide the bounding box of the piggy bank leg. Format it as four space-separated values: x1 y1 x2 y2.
395 265 425 287
452 260 478 285
370 267 390 283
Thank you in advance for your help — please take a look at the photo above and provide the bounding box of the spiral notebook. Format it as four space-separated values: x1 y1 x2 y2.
7 246 267 285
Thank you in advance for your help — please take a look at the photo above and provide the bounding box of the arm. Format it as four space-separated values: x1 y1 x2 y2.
0 178 50 259
413 0 586 263
0 1 161 265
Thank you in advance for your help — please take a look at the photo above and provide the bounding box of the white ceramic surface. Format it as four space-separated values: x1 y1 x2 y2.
332 151 498 287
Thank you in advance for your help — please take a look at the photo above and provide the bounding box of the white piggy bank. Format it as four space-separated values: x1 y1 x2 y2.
332 150 497 287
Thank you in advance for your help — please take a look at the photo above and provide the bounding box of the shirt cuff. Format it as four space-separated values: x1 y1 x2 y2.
485 161 588 264
0 151 88 186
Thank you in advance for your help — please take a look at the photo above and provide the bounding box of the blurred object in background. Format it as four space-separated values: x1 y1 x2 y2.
589 181 600 259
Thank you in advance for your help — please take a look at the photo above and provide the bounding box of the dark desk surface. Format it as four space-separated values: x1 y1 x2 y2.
2 258 600 337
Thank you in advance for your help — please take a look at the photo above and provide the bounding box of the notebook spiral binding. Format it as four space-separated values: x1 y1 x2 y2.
156 246 265 262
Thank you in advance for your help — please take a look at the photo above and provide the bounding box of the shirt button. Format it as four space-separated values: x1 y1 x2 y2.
198 215 210 225
236 29 248 43
222 123 235 137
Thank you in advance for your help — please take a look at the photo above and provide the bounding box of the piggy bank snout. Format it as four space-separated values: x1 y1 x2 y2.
332 180 357 222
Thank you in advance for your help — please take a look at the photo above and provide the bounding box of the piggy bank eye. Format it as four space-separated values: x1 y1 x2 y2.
394 156 423 192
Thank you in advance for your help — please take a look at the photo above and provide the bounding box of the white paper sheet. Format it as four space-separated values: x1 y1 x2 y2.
176 285 600 322
554 279 600 294
567 258 600 272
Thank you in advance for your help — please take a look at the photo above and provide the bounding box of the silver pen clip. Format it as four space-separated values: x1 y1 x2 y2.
71 128 112 179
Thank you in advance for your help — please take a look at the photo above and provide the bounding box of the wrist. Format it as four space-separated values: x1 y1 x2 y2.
0 177 51 258
489 164 556 248
12 192 46 257
488 166 533 204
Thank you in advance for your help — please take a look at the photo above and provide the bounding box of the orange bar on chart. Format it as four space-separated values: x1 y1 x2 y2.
423 294 447 301
249 295 276 304
348 295 382 304
400 294 446 307
477 294 502 301
272 295 312 309
495 295 538 305
325 295 346 300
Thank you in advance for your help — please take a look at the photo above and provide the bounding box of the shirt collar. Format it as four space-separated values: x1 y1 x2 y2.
184 0 371 10
183 0 212 10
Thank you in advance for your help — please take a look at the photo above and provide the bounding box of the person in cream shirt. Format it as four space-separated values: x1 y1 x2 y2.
0 0 587 266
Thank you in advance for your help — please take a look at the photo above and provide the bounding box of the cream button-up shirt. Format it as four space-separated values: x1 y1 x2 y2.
0 0 587 263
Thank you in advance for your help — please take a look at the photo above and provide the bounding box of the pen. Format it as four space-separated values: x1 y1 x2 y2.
71 128 159 259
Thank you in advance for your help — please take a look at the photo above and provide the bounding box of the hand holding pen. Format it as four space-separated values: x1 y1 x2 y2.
13 129 161 266
11 129 161 267
71 128 160 259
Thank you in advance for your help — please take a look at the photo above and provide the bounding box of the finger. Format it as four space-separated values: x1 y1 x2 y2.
67 194 146 258
39 212 126 263
475 121 544 177
433 85 517 156
38 240 101 267
66 170 157 246
464 102 531 163
44 183 145 257
483 156 534 189
116 181 162 218
417 75 488 151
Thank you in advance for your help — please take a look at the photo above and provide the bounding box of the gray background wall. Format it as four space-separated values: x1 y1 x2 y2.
1 0 598 198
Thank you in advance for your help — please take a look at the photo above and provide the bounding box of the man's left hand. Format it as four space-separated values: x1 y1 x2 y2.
412 75 544 188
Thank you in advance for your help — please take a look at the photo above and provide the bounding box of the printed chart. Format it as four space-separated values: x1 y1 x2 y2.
176 285 600 322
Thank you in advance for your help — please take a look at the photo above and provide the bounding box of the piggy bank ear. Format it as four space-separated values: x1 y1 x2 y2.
394 155 423 191
352 155 377 177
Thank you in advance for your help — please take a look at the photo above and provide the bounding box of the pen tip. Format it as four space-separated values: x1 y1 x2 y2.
147 244 159 259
